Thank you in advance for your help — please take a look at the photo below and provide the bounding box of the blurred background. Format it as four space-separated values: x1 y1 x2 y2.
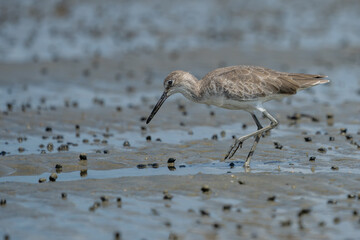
1 0 360 63
0 0 360 62
0 0 359 110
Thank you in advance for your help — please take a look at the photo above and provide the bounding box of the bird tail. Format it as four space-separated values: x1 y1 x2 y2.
288 73 329 90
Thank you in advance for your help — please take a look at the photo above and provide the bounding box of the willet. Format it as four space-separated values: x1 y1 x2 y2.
146 65 329 167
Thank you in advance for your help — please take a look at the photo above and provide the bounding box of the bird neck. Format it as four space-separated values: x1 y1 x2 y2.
178 73 202 102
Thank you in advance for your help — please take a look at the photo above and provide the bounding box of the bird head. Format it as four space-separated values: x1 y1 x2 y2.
146 71 187 124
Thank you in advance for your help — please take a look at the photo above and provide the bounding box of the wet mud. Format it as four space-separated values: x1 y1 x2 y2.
1 0 360 239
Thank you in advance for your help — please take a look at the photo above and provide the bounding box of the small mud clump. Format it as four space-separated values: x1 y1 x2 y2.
38 178 46 183
267 196 276 201
220 130 226 137
55 164 63 173
55 164 63 169
163 191 173 200
117 197 122 207
151 163 159 168
100 195 109 202
123 141 130 147
18 147 25 153
0 199 6 206
213 222 221 229
238 180 245 185
57 144 69 152
304 137 312 142
200 209 210 217
317 147 327 153
61 193 67 199
345 134 353 140
47 143 54 151
326 114 334 126
114 231 122 240
298 208 311 217
333 217 341 224
167 158 176 170
309 156 316 161
280 219 292 227
340 128 347 135
273 142 283 149
137 164 147 169
223 204 232 211
49 173 58 182
347 194 356 199
331 166 339 171
89 202 101 212
287 113 301 121
79 153 87 160
201 185 211 193
80 169 88 177
167 158 176 164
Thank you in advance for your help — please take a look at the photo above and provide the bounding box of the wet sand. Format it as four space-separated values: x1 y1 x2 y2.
0 48 359 240
1 0 360 239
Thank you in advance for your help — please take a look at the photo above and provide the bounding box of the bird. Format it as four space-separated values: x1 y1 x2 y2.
146 65 329 167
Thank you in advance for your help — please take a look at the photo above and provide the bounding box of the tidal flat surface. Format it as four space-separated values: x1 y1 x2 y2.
1 0 360 239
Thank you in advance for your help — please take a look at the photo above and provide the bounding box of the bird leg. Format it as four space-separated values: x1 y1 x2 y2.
223 114 261 161
223 139 243 161
244 113 263 168
224 108 278 166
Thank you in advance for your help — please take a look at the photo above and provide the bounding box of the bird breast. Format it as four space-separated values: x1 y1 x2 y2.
200 94 258 111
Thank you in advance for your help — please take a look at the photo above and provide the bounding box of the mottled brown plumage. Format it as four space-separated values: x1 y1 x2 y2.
147 65 329 167
200 65 327 101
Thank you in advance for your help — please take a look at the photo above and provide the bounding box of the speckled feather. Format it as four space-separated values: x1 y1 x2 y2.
199 65 328 101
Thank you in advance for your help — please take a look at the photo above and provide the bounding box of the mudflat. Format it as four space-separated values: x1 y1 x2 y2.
1 0 360 239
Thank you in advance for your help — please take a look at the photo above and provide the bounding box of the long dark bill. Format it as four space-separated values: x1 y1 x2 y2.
146 91 168 124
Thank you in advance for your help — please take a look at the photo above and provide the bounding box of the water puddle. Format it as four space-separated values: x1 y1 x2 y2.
1 159 358 184
1 119 307 156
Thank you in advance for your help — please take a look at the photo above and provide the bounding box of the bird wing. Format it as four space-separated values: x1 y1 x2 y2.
201 66 302 100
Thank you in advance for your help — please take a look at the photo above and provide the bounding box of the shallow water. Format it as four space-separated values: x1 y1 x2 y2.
2 157 360 185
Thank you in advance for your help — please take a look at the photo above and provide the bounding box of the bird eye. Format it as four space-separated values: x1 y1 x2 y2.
167 80 173 86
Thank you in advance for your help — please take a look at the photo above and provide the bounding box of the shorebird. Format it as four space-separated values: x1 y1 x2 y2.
146 65 329 167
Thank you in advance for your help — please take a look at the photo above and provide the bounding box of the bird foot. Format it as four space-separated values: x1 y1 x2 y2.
224 139 243 160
